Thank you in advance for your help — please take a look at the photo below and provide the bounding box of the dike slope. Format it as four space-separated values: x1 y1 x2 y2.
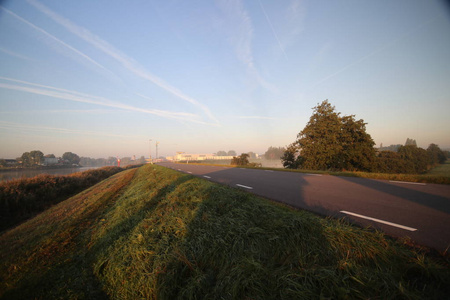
0 164 448 299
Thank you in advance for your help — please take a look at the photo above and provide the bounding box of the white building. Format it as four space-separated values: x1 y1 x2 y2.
167 153 234 161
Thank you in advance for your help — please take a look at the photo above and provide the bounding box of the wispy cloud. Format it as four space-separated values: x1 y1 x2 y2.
215 0 274 91
0 77 208 124
235 115 276 120
28 0 218 124
0 6 118 81
0 120 138 138
0 46 35 61
0 109 119 115
258 0 288 61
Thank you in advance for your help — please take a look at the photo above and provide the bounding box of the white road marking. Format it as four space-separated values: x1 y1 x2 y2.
236 184 253 190
187 171 192 174
305 173 322 176
340 210 417 231
178 169 181 171
203 176 211 179
389 180 426 186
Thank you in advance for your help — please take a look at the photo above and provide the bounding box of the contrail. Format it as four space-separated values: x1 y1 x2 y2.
0 78 210 124
28 0 218 124
258 0 288 61
0 6 116 79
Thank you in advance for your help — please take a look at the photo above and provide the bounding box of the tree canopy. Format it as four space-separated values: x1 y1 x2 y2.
282 100 375 171
231 153 250 166
62 152 80 165
264 146 286 160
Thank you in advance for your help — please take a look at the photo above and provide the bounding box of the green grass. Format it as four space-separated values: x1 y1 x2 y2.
0 164 449 299
427 160 450 176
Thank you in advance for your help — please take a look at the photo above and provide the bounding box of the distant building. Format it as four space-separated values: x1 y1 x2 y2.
43 157 59 166
4 159 17 166
168 153 234 161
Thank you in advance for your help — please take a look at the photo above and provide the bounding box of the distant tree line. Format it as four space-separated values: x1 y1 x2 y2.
1 151 147 168
281 100 448 174
80 156 146 167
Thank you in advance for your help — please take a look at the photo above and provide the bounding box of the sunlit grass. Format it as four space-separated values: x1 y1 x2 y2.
0 164 448 299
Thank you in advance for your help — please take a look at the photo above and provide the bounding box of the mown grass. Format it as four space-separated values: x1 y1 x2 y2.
0 164 449 299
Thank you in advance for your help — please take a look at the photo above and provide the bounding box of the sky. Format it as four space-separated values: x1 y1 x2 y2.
0 0 449 159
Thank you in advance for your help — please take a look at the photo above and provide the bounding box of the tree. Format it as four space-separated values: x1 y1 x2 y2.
20 151 43 167
227 150 237 156
216 151 227 156
398 145 428 174
281 143 303 169
29 150 44 166
427 144 446 165
264 146 286 160
375 151 407 173
231 153 249 166
45 154 56 158
337 115 375 171
62 152 80 165
286 100 376 171
405 138 417 147
21 152 32 167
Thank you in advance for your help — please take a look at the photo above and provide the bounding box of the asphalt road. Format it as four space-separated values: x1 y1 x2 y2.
159 162 450 252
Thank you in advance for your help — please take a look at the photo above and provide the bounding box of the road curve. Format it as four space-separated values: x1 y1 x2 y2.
159 162 450 252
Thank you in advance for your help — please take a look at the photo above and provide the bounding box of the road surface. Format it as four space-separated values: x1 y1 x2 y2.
159 162 450 252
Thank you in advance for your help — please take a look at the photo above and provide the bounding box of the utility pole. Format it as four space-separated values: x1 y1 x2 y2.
149 139 153 164
156 141 159 162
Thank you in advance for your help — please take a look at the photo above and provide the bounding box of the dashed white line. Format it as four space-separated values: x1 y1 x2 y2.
340 210 417 231
187 171 192 174
236 184 253 190
389 180 426 186
203 176 211 179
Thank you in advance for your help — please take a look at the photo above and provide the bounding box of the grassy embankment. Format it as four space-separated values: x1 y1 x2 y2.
0 166 140 232
0 164 449 299
190 159 450 184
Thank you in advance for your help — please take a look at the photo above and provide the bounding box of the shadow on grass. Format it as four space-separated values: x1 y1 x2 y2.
156 183 335 299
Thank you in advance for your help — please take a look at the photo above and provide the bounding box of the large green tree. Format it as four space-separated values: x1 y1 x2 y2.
284 100 375 171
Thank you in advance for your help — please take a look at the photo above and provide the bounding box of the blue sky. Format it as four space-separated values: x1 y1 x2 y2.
1 0 449 159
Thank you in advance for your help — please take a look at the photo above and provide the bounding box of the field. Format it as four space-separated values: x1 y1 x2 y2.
0 164 449 299
427 160 450 176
